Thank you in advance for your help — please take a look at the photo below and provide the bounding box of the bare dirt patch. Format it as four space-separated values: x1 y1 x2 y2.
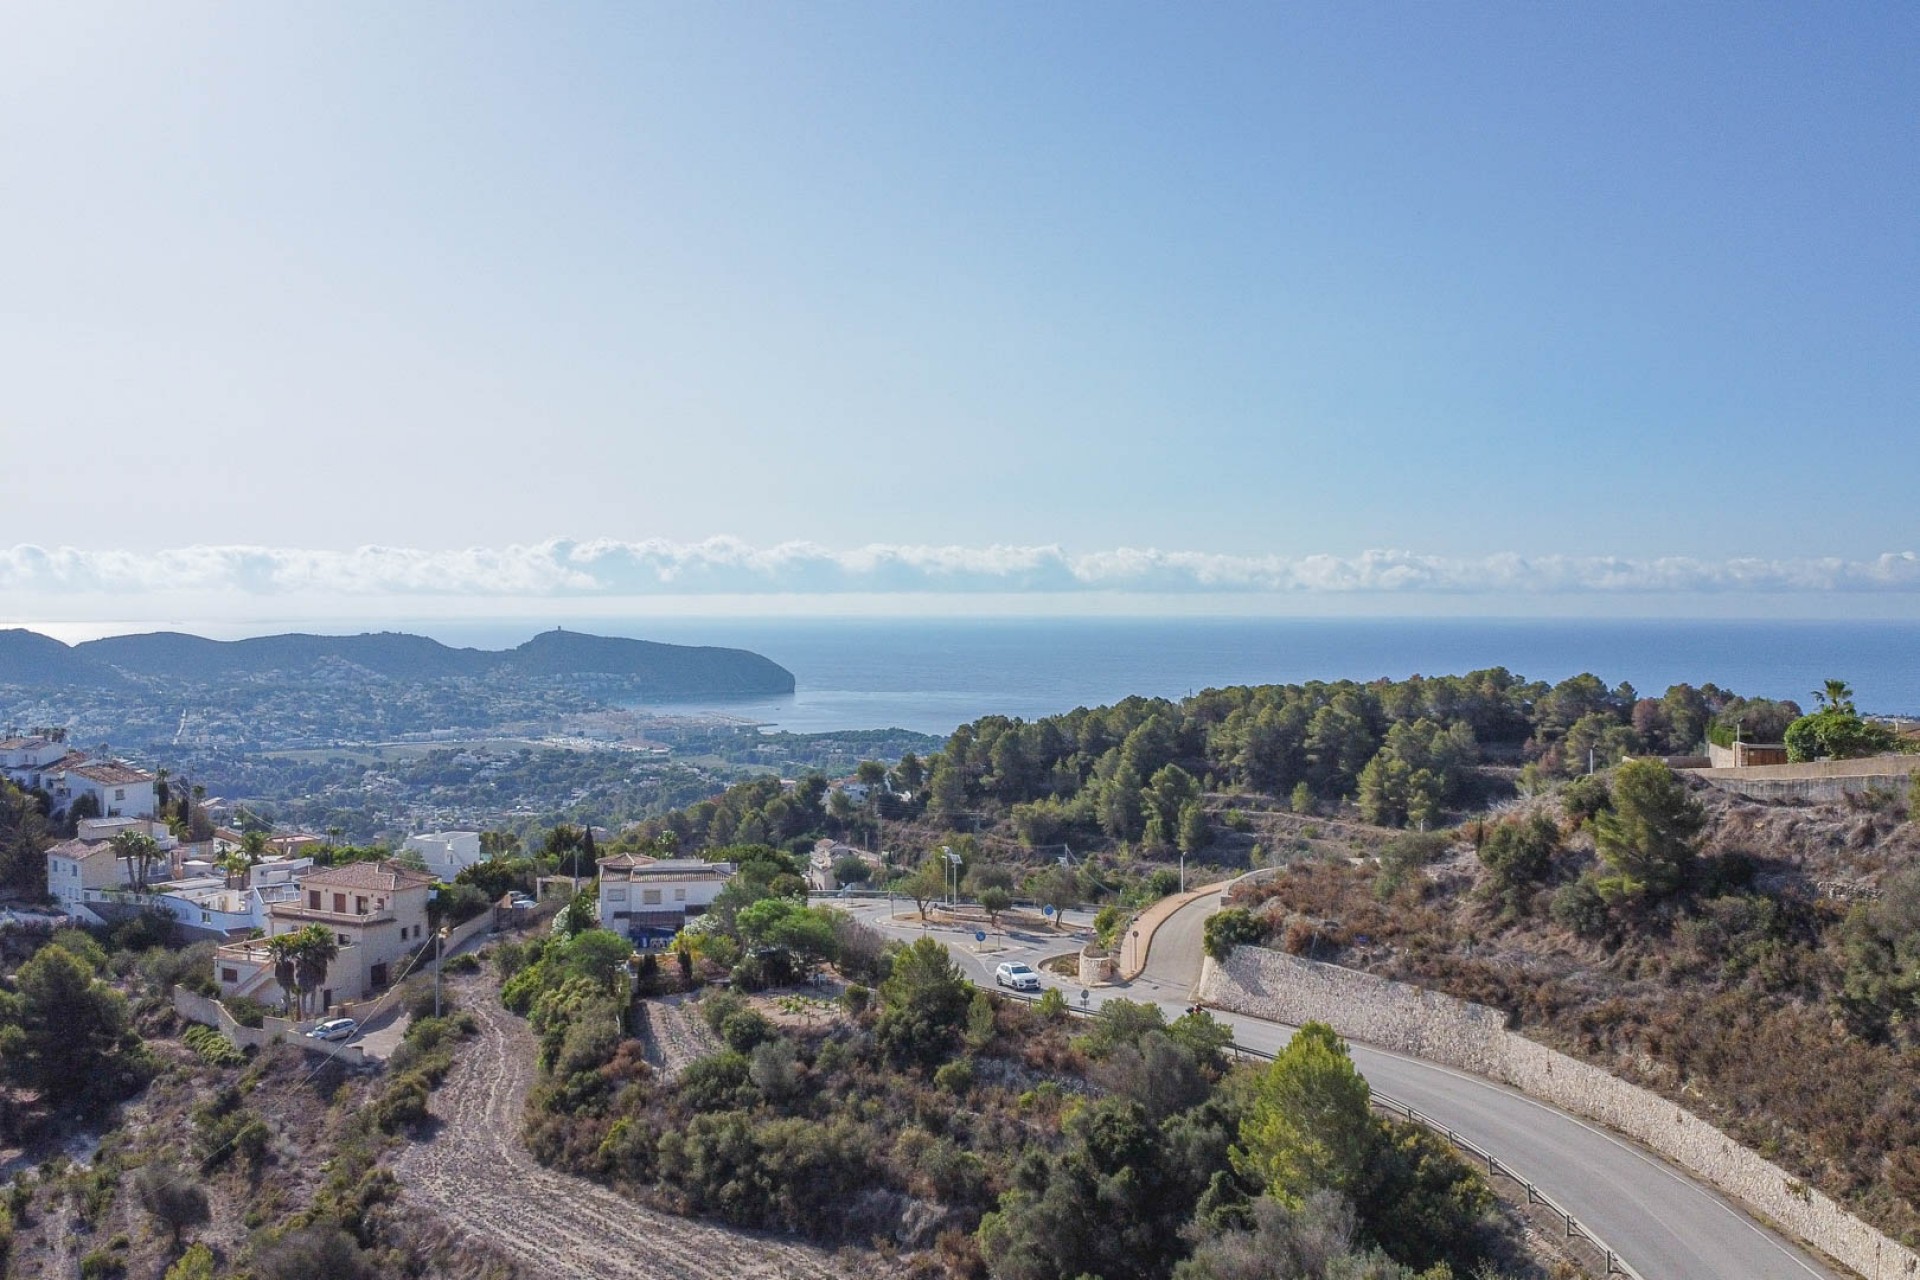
394 979 874 1280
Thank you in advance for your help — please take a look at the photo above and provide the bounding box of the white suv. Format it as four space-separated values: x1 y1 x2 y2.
995 961 1042 992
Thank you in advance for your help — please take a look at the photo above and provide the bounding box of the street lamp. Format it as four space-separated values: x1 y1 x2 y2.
942 846 963 907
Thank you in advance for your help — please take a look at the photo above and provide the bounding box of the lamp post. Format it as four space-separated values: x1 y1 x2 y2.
942 845 963 908
433 926 448 1018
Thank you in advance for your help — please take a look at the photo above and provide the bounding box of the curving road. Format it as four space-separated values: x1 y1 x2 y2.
837 894 1841 1280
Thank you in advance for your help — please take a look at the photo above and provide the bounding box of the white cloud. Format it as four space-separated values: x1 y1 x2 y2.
1 540 1918 598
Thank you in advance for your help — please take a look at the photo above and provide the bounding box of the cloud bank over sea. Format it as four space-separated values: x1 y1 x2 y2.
5 539 1920 601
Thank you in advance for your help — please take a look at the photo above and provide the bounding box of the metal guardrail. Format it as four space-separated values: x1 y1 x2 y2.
998 988 1644 1280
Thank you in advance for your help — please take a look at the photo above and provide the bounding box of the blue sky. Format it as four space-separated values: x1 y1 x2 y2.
1 4 1916 623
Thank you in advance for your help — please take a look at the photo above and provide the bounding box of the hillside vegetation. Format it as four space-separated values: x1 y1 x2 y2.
501 842 1552 1280
1219 770 1920 1246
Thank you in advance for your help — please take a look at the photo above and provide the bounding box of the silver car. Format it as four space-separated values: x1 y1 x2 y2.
995 962 1042 992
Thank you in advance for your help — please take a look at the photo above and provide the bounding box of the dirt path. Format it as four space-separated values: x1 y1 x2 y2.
393 983 856 1280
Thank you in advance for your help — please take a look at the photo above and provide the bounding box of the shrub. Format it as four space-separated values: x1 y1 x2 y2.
182 1024 246 1067
252 1224 376 1280
444 951 481 974
164 1243 216 1280
1550 877 1610 938
1203 907 1265 961
718 1007 775 1054
79 1250 126 1280
933 1058 974 1094
1559 774 1612 827
368 1072 432 1134
222 996 271 1029
1035 987 1069 1021
1477 815 1559 909
133 1163 209 1246
840 984 871 1017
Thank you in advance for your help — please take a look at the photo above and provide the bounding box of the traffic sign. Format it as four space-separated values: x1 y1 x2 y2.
975 930 986 942
1042 904 1055 917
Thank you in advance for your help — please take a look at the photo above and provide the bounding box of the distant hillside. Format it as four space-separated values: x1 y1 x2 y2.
0 628 125 688
1 627 794 696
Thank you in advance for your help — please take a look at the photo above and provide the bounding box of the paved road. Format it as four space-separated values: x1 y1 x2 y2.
837 895 1840 1280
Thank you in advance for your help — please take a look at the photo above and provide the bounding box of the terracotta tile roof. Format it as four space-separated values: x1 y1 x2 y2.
595 852 658 870
299 860 434 891
68 761 153 785
45 837 117 862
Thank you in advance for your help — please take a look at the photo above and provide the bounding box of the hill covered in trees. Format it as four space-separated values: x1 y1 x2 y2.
0 627 795 697
637 668 1809 864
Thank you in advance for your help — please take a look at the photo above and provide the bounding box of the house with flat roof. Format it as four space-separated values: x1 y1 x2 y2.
403 830 483 880
597 853 735 944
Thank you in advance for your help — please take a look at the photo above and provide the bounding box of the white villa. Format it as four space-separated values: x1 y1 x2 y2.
597 853 735 943
0 732 157 820
44 817 179 914
45 816 313 938
402 830 483 880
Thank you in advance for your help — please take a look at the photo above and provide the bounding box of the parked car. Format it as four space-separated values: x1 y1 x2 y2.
307 1017 358 1042
995 961 1042 992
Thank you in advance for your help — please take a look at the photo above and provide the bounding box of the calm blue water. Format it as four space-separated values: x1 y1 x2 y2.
412 618 1920 737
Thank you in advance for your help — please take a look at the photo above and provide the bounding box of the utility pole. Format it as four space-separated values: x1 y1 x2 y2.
433 927 447 1018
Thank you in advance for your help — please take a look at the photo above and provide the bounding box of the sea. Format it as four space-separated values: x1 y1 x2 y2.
398 617 1920 739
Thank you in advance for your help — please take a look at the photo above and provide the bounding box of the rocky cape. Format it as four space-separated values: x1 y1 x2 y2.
0 627 796 697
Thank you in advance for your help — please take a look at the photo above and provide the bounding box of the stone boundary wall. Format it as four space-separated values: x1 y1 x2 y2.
174 986 370 1067
1681 753 1920 803
440 908 497 955
1199 947 1920 1280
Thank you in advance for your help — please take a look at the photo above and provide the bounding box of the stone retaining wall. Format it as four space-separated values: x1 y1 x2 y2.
1199 947 1920 1280
1686 753 1920 804
173 986 370 1067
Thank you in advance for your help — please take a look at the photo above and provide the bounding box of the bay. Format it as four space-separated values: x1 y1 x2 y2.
413 617 1920 737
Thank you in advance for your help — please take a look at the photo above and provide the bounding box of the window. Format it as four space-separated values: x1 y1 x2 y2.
221 967 238 983
642 889 662 905
607 887 627 902
338 933 349 946
674 887 687 901
308 890 321 909
114 788 125 801
332 893 347 913
355 895 368 914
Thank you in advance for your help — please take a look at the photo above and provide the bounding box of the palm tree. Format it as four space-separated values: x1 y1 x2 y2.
1814 679 1856 714
292 926 340 1019
217 849 252 890
111 830 161 891
265 934 301 1016
238 829 270 882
